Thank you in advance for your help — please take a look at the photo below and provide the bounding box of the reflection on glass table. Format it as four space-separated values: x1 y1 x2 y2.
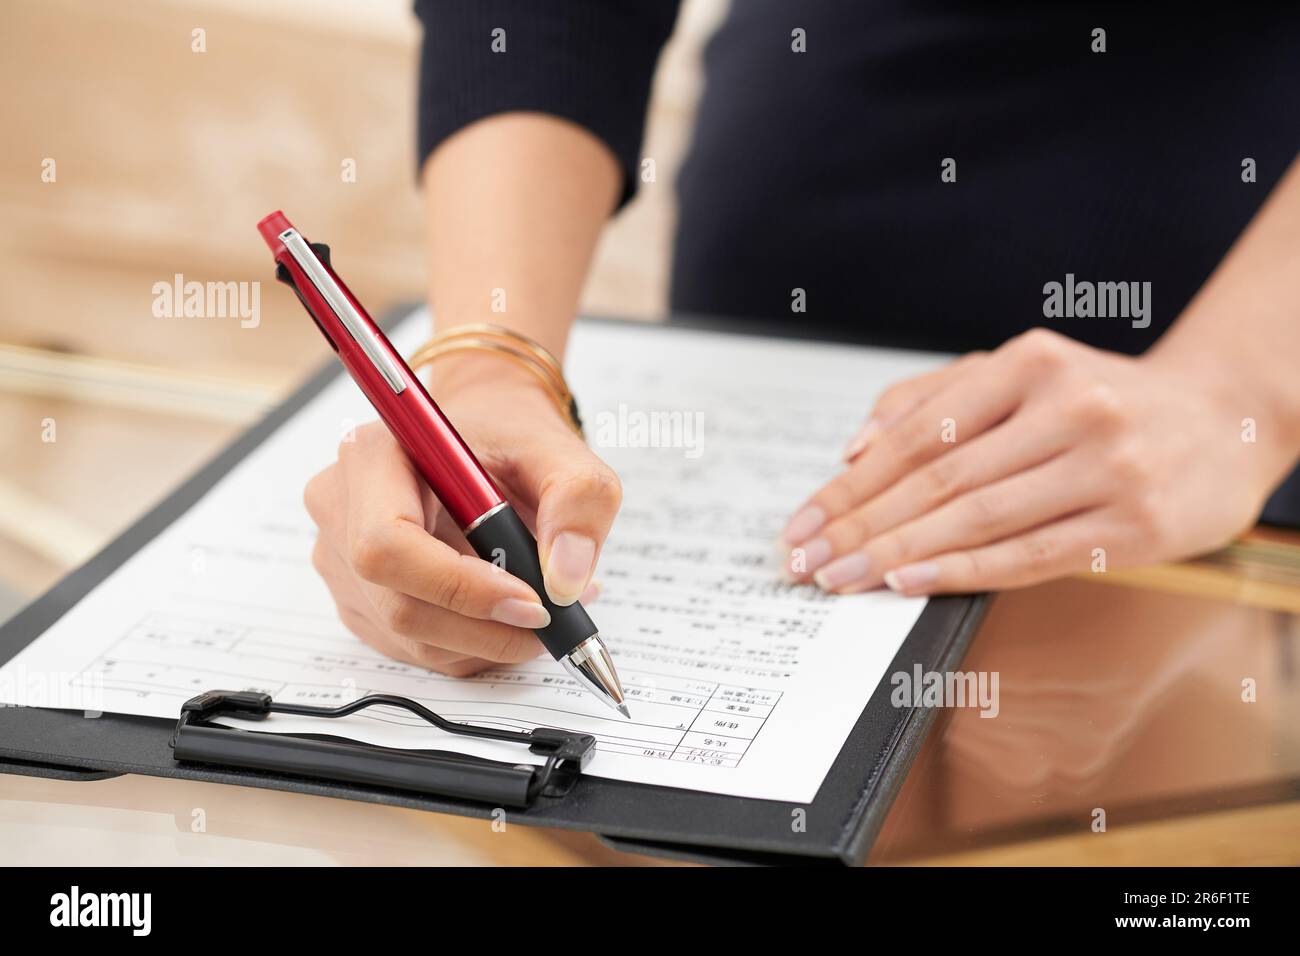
871 543 1300 866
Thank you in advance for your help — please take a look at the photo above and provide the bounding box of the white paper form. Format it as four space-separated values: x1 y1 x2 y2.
0 313 948 803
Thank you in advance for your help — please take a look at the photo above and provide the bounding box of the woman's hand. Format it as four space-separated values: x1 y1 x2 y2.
304 354 620 676
781 328 1284 596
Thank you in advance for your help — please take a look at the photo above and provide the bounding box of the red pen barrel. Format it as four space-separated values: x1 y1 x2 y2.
261 212 504 529
352 367 505 530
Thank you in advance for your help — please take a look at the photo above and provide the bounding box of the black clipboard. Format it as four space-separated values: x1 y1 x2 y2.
0 310 989 866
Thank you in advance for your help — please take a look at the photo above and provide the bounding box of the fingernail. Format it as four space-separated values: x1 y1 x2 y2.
578 580 601 605
814 552 871 591
544 532 596 606
883 561 940 594
782 504 826 546
490 597 551 629
842 420 881 461
784 537 832 581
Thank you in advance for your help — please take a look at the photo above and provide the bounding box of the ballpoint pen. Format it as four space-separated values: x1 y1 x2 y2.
257 210 629 718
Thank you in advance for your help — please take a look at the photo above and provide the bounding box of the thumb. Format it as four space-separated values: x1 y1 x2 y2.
509 428 622 607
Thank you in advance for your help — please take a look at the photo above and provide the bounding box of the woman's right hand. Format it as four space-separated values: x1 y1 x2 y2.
303 353 622 677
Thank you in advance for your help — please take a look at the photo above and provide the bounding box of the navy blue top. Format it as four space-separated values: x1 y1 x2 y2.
415 1 1300 523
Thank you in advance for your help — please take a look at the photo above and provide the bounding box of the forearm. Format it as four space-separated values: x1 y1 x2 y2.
1150 153 1300 475
421 112 621 362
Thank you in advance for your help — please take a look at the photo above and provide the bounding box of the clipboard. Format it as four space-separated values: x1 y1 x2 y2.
0 310 989 866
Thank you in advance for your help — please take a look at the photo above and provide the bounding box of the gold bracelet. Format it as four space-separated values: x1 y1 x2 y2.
407 324 583 435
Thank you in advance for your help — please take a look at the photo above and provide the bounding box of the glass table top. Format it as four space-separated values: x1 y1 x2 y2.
869 538 1300 865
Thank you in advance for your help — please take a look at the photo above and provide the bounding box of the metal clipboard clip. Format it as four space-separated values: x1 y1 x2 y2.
170 690 596 809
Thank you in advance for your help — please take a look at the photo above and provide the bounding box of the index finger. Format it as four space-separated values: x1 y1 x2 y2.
785 359 1023 545
844 352 988 461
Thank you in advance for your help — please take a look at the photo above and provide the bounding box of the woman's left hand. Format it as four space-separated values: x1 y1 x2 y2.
780 327 1278 596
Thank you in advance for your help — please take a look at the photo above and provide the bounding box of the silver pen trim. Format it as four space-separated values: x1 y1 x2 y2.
279 227 407 395
462 501 509 535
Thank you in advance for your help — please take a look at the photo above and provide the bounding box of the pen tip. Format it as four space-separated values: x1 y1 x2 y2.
617 703 631 719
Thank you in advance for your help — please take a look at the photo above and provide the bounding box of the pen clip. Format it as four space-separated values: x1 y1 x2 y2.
277 227 407 394
275 245 338 353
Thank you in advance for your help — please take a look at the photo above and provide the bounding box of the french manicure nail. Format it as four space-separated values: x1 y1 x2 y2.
544 532 596 606
883 561 940 594
782 504 826 546
813 552 871 591
490 597 551 630
842 420 881 461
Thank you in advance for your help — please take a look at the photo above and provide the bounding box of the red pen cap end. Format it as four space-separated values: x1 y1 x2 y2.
257 210 294 253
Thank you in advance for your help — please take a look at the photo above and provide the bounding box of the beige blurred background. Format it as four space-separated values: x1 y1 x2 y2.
0 0 729 616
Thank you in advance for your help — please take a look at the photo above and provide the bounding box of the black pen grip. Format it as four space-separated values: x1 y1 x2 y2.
465 505 596 659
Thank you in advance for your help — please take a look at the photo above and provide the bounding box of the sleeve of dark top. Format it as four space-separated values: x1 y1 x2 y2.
415 0 682 209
